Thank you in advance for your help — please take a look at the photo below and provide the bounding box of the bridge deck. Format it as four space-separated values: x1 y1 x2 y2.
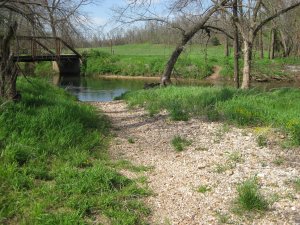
10 54 80 62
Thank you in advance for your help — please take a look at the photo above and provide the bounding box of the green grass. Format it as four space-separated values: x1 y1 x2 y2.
256 134 268 147
82 47 214 78
294 178 300 192
32 43 300 79
0 78 150 224
197 185 211 193
272 156 285 166
215 211 231 224
234 177 269 213
127 137 135 144
171 136 191 152
122 86 300 145
34 62 55 76
78 44 300 79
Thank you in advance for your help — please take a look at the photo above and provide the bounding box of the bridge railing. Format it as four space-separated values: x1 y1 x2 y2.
0 36 81 61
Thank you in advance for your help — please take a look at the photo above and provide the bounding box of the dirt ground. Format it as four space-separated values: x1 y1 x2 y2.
92 101 300 225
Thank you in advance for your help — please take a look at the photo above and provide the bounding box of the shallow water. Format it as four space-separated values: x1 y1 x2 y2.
54 75 300 102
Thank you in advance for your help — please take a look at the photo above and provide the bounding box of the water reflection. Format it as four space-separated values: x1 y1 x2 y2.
55 76 146 102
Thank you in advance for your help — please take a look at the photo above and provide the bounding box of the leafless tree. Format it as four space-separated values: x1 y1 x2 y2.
0 0 98 100
114 0 230 85
227 0 300 89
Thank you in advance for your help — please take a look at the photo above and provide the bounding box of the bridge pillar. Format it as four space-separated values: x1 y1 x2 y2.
24 62 36 75
52 58 81 76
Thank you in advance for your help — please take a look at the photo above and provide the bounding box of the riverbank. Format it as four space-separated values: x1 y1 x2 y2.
93 100 300 224
122 86 300 145
0 78 149 224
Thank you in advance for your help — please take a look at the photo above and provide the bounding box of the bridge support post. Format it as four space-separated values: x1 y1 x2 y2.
24 62 35 75
52 58 81 76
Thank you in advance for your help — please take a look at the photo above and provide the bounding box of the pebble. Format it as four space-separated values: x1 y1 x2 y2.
93 101 300 225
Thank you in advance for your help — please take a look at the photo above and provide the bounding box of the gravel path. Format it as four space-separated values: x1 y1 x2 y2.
92 101 300 225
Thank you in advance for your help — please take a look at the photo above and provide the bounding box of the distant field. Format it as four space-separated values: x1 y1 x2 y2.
81 43 300 78
35 43 300 79
92 43 224 56
80 44 227 78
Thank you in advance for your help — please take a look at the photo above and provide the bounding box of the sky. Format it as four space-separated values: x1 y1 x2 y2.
82 0 164 32
83 0 125 27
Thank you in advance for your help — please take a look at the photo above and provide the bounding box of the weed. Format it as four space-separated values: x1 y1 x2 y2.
197 185 212 193
214 152 243 173
234 177 269 213
215 211 231 224
273 156 285 166
171 136 191 152
228 151 244 164
215 163 229 173
294 178 300 192
128 137 135 144
257 135 268 147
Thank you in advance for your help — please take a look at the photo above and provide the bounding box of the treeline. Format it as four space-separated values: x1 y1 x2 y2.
90 8 300 59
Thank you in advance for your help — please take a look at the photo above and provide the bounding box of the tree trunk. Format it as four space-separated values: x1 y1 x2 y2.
269 28 275 59
161 44 184 85
160 0 229 86
241 40 252 89
0 22 18 100
233 0 239 88
224 35 229 57
259 28 264 59
279 29 291 57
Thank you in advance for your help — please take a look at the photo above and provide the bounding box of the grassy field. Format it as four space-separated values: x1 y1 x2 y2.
121 86 300 145
0 78 149 224
82 44 218 78
82 43 300 78
33 43 300 79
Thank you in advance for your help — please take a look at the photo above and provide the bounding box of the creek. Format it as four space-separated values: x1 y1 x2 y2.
54 75 300 102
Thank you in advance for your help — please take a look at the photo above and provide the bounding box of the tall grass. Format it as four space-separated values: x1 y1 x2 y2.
0 78 149 224
235 178 269 213
122 86 300 145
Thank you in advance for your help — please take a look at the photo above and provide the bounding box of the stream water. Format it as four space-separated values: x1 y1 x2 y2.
54 75 300 102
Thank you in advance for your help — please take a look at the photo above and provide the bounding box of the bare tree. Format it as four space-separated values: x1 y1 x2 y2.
0 0 98 100
228 0 300 89
114 0 230 85
0 0 41 100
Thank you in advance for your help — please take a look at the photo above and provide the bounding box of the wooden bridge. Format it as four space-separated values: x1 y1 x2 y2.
0 36 82 75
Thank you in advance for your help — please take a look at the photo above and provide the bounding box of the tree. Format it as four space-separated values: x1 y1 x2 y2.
115 0 230 85
228 0 300 89
0 0 97 100
0 0 40 100
44 0 95 50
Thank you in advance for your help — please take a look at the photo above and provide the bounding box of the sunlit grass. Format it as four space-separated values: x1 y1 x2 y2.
0 78 150 224
122 86 300 145
34 43 300 79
